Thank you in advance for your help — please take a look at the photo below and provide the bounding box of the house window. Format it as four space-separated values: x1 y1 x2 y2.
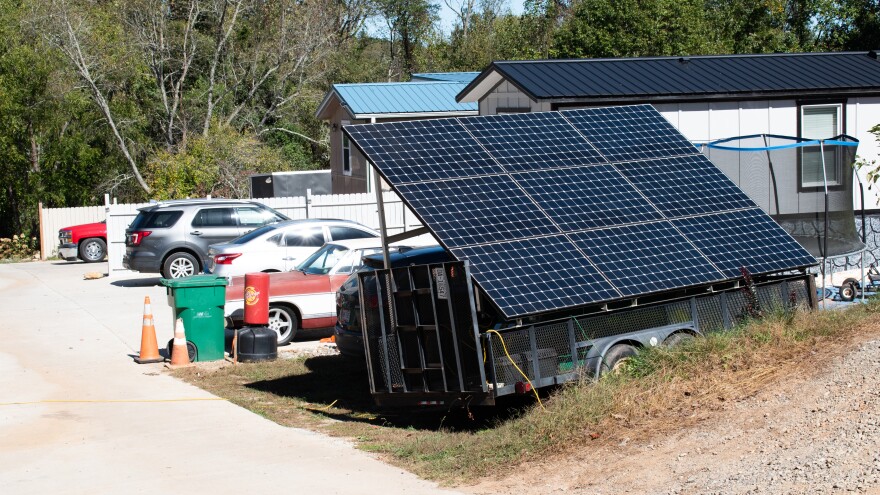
800 104 843 188
341 120 352 176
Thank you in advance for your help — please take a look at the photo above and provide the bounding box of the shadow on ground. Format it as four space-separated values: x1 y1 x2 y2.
245 354 532 432
111 277 162 288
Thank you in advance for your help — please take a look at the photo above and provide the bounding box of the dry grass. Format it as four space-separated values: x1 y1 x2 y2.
173 299 880 485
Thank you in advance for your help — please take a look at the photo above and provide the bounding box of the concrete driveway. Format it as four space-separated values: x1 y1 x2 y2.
0 261 462 495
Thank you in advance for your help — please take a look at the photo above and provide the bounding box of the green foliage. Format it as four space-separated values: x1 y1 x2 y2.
146 124 305 200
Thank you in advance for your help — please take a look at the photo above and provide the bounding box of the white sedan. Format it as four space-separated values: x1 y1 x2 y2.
207 219 377 277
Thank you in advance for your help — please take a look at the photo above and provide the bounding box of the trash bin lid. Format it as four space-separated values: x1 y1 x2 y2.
160 274 229 288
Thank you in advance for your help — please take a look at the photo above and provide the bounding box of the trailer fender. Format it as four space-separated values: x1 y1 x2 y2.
589 323 698 377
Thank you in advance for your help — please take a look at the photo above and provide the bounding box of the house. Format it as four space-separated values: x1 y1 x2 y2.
456 51 880 209
315 74 479 194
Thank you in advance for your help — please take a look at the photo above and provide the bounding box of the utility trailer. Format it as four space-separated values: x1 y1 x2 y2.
358 261 816 408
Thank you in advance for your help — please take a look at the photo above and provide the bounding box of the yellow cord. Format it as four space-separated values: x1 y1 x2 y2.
319 399 338 411
0 398 227 406
486 329 545 411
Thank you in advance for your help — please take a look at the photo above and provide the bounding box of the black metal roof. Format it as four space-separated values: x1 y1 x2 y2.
457 51 880 102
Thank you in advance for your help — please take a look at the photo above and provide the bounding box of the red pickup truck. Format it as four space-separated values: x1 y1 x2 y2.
58 221 107 263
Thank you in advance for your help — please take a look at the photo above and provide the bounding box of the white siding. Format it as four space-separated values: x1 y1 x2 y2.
482 81 535 114
850 97 880 209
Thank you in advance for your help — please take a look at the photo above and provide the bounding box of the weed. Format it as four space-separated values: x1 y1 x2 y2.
174 298 880 485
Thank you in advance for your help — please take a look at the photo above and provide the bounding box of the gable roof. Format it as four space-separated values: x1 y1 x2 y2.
411 72 481 83
316 81 478 120
458 51 880 103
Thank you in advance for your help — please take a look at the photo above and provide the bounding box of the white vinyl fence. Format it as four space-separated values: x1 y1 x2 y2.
99 190 422 276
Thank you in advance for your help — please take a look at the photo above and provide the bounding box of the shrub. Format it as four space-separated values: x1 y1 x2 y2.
0 234 39 260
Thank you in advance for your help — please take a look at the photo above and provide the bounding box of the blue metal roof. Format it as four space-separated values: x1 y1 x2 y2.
411 72 481 83
333 82 478 116
459 51 880 102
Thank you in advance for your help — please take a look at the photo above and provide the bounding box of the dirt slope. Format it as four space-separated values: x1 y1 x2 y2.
465 335 880 495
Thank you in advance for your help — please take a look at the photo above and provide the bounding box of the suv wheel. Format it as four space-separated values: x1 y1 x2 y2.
79 238 106 263
163 252 199 279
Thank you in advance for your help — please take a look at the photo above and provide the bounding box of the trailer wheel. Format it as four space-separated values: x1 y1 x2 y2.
839 278 858 302
599 344 638 376
664 332 695 347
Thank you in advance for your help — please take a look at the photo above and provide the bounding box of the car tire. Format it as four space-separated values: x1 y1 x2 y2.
79 238 106 263
598 343 638 377
268 304 298 345
162 252 199 279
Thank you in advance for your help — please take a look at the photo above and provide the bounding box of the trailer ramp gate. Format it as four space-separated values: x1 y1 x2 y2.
360 265 815 408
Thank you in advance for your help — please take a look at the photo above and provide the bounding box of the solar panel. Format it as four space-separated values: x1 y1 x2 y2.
450 236 619 318
460 112 607 171
616 154 758 218
344 118 503 184
396 176 559 248
672 208 816 278
511 165 663 231
562 105 699 162
344 105 816 319
569 222 725 297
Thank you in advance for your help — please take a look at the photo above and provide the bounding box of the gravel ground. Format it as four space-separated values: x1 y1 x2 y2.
467 335 880 495
673 338 880 495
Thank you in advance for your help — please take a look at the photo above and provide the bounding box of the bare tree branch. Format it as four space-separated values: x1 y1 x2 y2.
203 0 244 136
42 0 151 194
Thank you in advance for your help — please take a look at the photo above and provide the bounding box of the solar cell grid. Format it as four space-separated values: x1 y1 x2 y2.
563 105 699 162
617 154 758 218
451 235 620 317
512 165 663 231
569 222 725 297
397 176 559 248
460 112 607 171
672 208 817 278
345 105 817 318
344 119 503 184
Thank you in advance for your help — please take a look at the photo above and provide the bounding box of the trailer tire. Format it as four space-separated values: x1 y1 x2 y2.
839 278 858 302
599 343 638 376
664 332 695 348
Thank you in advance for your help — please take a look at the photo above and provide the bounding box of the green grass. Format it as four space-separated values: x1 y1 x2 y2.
174 298 880 484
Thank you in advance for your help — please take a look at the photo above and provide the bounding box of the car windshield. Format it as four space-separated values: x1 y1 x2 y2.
296 244 349 275
229 224 278 245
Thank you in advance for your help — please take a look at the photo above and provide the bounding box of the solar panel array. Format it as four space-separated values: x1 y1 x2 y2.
344 104 816 319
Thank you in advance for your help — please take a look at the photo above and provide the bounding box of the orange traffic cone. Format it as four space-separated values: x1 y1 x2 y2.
169 318 192 367
134 296 163 364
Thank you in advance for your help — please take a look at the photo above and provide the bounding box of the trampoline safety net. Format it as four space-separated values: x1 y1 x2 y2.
701 134 863 259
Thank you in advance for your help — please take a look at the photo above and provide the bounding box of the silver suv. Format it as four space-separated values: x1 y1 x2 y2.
123 199 288 279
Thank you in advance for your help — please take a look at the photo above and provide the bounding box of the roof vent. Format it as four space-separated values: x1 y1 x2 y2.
869 50 879 60
678 57 690 65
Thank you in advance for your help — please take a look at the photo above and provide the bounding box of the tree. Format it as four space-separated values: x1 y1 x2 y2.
1 0 128 237
376 0 439 78
552 0 719 58
815 0 880 50
38 0 153 194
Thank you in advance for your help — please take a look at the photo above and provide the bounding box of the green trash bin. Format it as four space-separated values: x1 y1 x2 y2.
160 275 228 362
